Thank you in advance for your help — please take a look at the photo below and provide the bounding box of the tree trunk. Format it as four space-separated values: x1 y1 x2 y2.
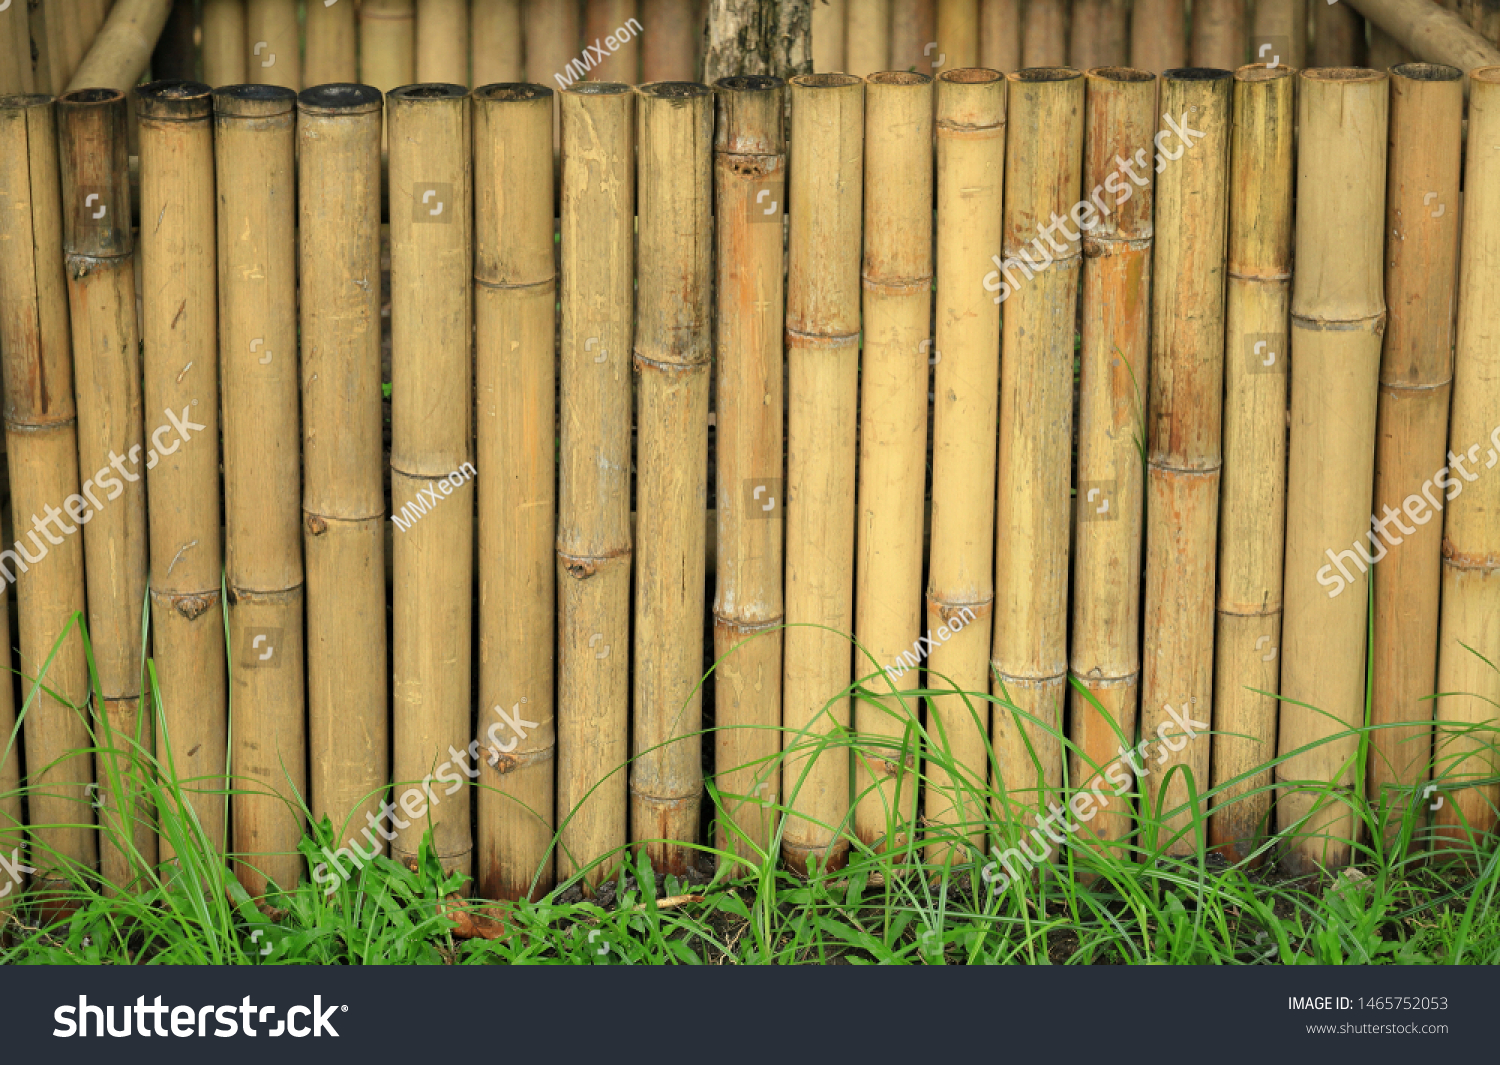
705 0 812 81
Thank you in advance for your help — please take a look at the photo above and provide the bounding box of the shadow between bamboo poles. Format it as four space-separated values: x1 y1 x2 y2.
1129 0 1185 71
472 0 523 86
585 0 641 82
297 84 389 855
1022 0 1069 67
990 66 1081 861
1141 67 1230 859
0 94 98 895
1433 66 1500 849
1099 0 1131 65
1190 0 1245 69
1069 67 1154 859
557 82 634 891
923 68 1002 861
306 0 358 86
212 84 306 896
812 0 848 72
362 0 416 93
783 72 864 876
137 81 228 865
54 88 153 892
978 0 1020 71
852 71 931 855
473 82 556 902
1368 63 1461 842
630 81 712 876
935 0 980 67
1315 0 1368 65
711 75 786 874
846 0 893 76
1209 64 1293 865
642 0 699 82
202 0 248 87
416 0 470 85
1250 0 1307 72
387 82 474 880
1209 64 1292 864
1277 67 1388 876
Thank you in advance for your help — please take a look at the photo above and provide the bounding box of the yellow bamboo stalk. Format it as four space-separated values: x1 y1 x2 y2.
0 0 33 94
474 83 556 901
585 0 640 81
1141 69 1231 859
1070 66 1154 857
895 0 939 72
924 69 1003 860
1130 0 1185 69
0 94 97 894
416 0 469 84
1251 0 1307 71
0 585 17 918
712 75 786 873
472 0 524 85
1024 0 1070 66
848 0 893 74
852 71 932 855
55 88 152 891
1192 0 1246 66
306 0 358 86
137 81 227 866
557 82 634 890
246 0 301 91
1278 68 1388 875
1211 63 1293 863
936 0 980 66
979 0 1020 69
1432 66 1500 849
814 0 849 71
66 0 174 93
202 0 248 87
298 84 388 855
361 0 415 93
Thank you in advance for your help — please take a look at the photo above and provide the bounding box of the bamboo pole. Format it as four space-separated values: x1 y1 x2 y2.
1070 66 1153 857
0 0 34 94
924 68 1002 858
1278 68 1388 875
202 0 248 87
151 0 197 82
936 0 980 66
557 82 634 890
1141 69 1231 859
895 0 939 72
306 0 358 86
416 0 469 84
712 74 786 872
848 0 893 74
0 94 98 895
1070 0 1102 69
472 0 524 85
137 81 227 865
1098 0 1129 63
991 67 1082 863
29 1 55 97
524 0 580 182
852 71 931 854
66 0 174 92
473 83 556 901
212 84 305 895
585 0 640 81
1211 63 1293 863
1192 0 1245 66
1432 66 1500 849
1251 0 1307 71
1343 0 1500 74
813 0 849 71
1024 0 1070 66
642 0 698 81
361 0 416 93
388 83 473 880
630 81 712 875
782 73 863 876
979 0 1019 70
246 0 301 91
1314 1 1367 65
1130 0 1185 69
0 586 17 918
298 84 388 853
1463 0 1500 42
1369 26 1416 68
55 88 152 891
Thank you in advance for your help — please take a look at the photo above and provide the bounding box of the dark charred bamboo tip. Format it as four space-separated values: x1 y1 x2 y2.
638 81 712 98
868 70 933 85
1011 66 1083 81
1234 63 1295 82
136 80 214 120
213 83 296 117
473 82 553 102
562 81 631 95
1088 66 1155 82
57 88 125 106
297 83 384 114
1473 66 1500 83
388 82 469 101
1163 67 1234 81
1390 63 1462 81
715 74 783 92
0 92 53 110
790 73 863 88
938 67 1003 85
1301 67 1385 82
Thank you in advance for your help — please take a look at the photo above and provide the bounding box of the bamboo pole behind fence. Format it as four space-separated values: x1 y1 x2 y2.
202 0 248 87
1314 2 1368 66
712 75 786 873
853 71 931 855
783 72 864 876
417 0 469 84
1433 65 1500 848
246 0 300 91
848 0 893 75
980 0 1021 70
1131 0 1185 69
1142 68 1231 859
557 82 634 890
1369 63 1462 839
137 81 227 865
387 83 474 880
1369 26 1416 69
642 0 699 81
1211 63 1293 863
631 81 712 875
1070 66 1154 856
1343 0 1500 77
0 0 33 94
586 0 640 82
1278 68 1388 875
472 0 524 85
1071 0 1102 69
925 68 1003 860
213 84 305 894
306 0 358 86
1250 0 1307 72
813 0 848 71
66 0 174 93
473 83 556 902
55 88 152 891
0 94 98 895
298 84 388 855
1023 0 1069 66
524 0 579 180
1191 0 1245 67
362 0 416 93
936 0 980 67
894 0 938 73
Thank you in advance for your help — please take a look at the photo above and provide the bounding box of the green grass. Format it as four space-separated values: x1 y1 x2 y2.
1 605 1498 965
